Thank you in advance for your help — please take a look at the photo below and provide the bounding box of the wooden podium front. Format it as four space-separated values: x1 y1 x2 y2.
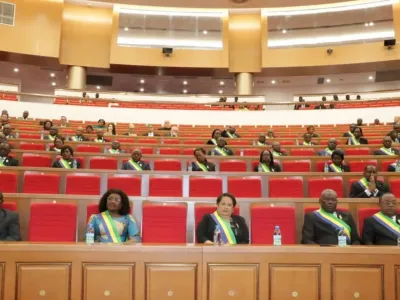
0 244 399 300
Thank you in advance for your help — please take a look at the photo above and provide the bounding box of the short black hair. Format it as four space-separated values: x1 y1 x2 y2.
98 119 106 125
193 147 206 156
43 120 53 130
331 150 344 161
86 125 93 130
60 145 74 156
303 133 312 138
211 129 221 138
353 126 363 136
306 125 315 130
216 193 237 207
98 189 130 215
54 136 65 145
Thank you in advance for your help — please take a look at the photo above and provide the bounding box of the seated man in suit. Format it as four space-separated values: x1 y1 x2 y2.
271 142 287 157
2 125 15 139
343 123 356 138
123 123 137 136
0 191 21 241
93 128 107 143
299 133 317 146
70 127 89 142
105 141 125 154
222 126 240 138
350 165 390 198
143 125 160 137
190 148 215 172
317 138 338 156
165 126 179 137
121 149 151 171
208 137 234 156
301 189 360 245
0 142 18 166
374 136 399 156
44 126 59 141
362 193 400 245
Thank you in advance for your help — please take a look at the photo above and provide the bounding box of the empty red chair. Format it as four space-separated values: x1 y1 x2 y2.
189 177 223 197
66 173 101 195
348 160 377 172
86 203 99 222
142 202 187 243
229 140 249 146
163 139 180 145
251 205 296 244
89 157 118 170
220 160 247 172
159 148 181 155
20 143 46 151
76 145 102 153
138 139 158 144
316 160 331 172
282 160 311 172
22 154 52 168
154 159 181 171
19 133 41 139
228 177 262 197
23 173 61 194
280 141 295 145
183 140 204 145
358 207 380 234
137 147 154 155
107 175 141 196
269 177 304 198
0 172 17 193
307 177 343 198
389 179 400 197
345 148 370 156
243 149 259 156
149 177 183 197
2 202 17 211
183 148 194 155
28 203 78 242
290 149 315 156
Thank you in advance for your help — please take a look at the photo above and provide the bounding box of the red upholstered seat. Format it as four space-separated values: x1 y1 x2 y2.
28 203 78 242
227 177 262 197
251 205 296 244
183 140 204 145
269 177 304 198
142 203 187 243
220 160 247 172
22 154 52 167
23 172 60 194
135 147 154 154
282 160 311 172
149 177 183 197
389 179 400 197
89 157 118 170
229 140 249 146
19 133 41 139
243 149 259 156
66 173 101 195
307 177 343 198
20 143 46 151
183 148 195 155
358 208 380 234
107 175 141 196
2 202 17 211
316 160 331 172
0 172 17 193
159 148 181 155
154 159 181 171
382 160 396 172
163 139 180 145
189 177 222 197
345 148 370 156
290 148 315 156
137 139 158 144
76 145 102 153
348 160 377 172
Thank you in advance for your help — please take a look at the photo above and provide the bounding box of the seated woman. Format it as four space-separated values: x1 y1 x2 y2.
52 145 80 169
347 127 368 145
49 136 64 152
43 120 53 131
190 148 215 172
105 123 116 136
255 150 281 172
196 193 249 245
86 189 141 244
206 129 222 145
327 150 350 172
208 137 234 156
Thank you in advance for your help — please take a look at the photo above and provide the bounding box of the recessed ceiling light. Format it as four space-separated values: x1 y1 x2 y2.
88 3 92 6
365 22 369 27
183 89 188 94
13 68 19 73
326 78 331 83
219 81 225 86
124 27 129 31
368 76 374 80
218 90 223 94
51 82 56 86
271 80 276 84
96 86 101 90
139 88 144 92
140 79 145 84
202 30 208 34
282 29 287 34
50 73 55 77
369 22 374 26
183 81 188 85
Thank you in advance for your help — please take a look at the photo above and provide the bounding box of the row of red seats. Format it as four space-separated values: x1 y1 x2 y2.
3 202 388 244
1 172 399 198
0 93 17 101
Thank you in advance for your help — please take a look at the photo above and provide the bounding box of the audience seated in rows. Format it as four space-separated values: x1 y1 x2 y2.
121 149 151 170
190 148 216 171
52 145 80 169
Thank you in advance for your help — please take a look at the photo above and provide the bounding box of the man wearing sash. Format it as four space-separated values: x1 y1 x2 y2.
271 142 287 157
2 125 15 139
350 165 390 198
44 126 59 141
256 134 268 146
0 191 21 241
317 138 338 156
190 148 215 172
299 133 317 146
196 193 249 244
206 129 222 145
121 149 151 171
373 137 399 155
388 130 400 144
301 189 360 245
0 143 18 167
106 141 125 154
208 137 234 156
93 128 107 143
343 124 356 138
69 127 89 142
362 193 400 245
222 126 240 138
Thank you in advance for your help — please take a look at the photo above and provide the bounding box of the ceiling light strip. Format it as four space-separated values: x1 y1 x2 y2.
119 8 226 18
117 37 223 49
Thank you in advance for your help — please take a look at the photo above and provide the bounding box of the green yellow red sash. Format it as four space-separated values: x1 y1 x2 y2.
272 151 282 157
98 211 122 243
211 139 217 145
302 141 312 146
329 164 343 172
214 147 227 156
379 147 396 155
350 137 360 145
71 136 81 141
48 135 55 141
226 132 236 138
108 149 119 154
372 212 400 236
195 161 208 172
313 208 351 241
324 148 333 155
357 178 369 190
347 131 355 139
0 159 4 167
260 163 271 172
59 159 71 169
127 159 142 171
257 141 265 146
210 211 237 245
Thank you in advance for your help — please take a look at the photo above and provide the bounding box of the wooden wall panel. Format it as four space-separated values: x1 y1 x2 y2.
0 0 63 57
228 13 262 73
59 4 113 68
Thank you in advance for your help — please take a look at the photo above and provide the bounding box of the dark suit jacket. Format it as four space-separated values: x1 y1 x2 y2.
388 163 398 172
221 130 240 138
373 148 399 155
348 137 368 145
350 180 390 198
191 161 216 172
362 214 400 245
1 156 18 166
206 140 217 145
70 135 89 142
121 160 151 171
301 211 360 245
208 147 234 156
328 164 350 172
196 214 249 244
52 159 81 169
142 133 160 137
0 209 21 241
254 163 281 172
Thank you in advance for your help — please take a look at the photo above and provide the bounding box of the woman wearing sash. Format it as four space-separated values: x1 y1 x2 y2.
190 148 215 172
196 193 249 244
328 150 350 172
347 127 368 145
208 137 234 156
52 146 80 169
86 189 141 244
206 129 222 145
49 137 64 153
255 150 281 172
299 133 318 146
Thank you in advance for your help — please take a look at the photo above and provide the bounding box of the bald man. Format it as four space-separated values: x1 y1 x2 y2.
301 189 360 245
317 138 339 156
2 124 15 139
0 143 18 166
121 149 151 171
362 193 400 245
373 136 399 155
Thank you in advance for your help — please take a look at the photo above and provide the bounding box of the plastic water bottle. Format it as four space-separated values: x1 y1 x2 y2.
347 138 351 145
72 159 78 169
40 131 44 140
160 138 164 144
86 224 95 245
213 226 222 246
396 160 400 172
324 163 329 173
15 132 19 138
156 148 160 155
253 140 256 146
338 227 347 247
258 164 263 172
296 139 299 145
240 149 244 156
273 225 282 246
188 163 193 172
